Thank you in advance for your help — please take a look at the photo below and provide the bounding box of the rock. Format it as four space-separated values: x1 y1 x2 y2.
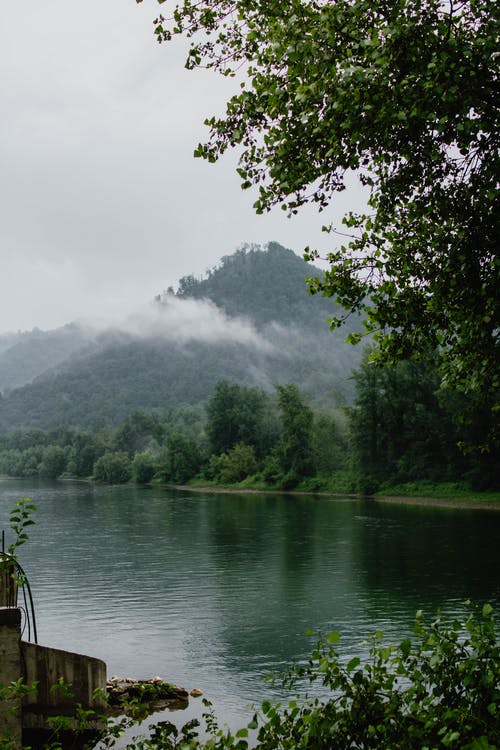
189 688 203 697
105 676 189 716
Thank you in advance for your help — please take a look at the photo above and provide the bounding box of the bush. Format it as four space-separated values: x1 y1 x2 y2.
0 449 23 477
38 445 68 479
261 451 283 486
251 605 500 750
132 452 157 484
111 604 499 750
92 452 132 484
205 443 257 484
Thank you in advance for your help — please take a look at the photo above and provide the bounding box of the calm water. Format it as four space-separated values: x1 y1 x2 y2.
1 479 499 733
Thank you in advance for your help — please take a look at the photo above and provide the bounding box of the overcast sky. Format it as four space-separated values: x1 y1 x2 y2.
1 0 365 334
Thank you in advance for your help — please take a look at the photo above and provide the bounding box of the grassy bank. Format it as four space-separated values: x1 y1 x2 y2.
170 475 500 509
374 480 500 504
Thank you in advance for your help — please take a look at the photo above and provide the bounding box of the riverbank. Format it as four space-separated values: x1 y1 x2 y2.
169 482 500 511
2 474 499 740
2 474 498 511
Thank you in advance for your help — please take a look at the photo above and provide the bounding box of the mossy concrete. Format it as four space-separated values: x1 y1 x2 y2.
0 607 106 749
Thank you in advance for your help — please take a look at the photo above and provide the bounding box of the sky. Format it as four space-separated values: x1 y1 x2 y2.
1 0 365 334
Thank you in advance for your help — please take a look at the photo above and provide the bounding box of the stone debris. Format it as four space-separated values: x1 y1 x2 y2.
106 676 189 716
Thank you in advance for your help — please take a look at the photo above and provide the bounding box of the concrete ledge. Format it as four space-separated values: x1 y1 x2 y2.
21 641 107 724
1 608 107 749
0 607 23 749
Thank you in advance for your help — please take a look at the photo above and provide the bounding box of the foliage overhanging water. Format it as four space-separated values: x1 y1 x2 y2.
1 478 499 732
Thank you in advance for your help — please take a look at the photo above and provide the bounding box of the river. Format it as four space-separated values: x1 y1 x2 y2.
1 478 499 735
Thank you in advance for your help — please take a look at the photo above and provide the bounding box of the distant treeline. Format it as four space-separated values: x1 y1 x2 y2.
0 354 496 493
0 243 363 432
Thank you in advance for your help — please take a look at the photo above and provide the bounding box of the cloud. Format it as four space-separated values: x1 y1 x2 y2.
0 0 368 336
77 295 275 352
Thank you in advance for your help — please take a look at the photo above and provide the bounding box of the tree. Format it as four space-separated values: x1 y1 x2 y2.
0 449 23 478
207 442 257 484
67 430 108 477
349 352 499 491
38 445 68 479
114 411 164 456
92 452 132 484
132 452 158 484
146 0 499 425
206 381 276 457
160 432 202 483
17 447 43 477
275 384 314 486
312 412 347 477
350 354 453 490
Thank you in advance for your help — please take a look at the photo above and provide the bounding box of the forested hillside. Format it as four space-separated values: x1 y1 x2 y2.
173 242 352 331
0 324 95 393
0 243 496 491
0 244 362 432
1 361 496 492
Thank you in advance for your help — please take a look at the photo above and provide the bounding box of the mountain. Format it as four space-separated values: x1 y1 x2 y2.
0 324 96 393
0 243 364 432
173 242 331 329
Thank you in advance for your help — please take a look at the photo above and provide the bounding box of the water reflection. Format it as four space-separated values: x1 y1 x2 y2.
1 479 499 729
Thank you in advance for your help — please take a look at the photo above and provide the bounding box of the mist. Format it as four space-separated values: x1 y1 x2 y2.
74 295 275 352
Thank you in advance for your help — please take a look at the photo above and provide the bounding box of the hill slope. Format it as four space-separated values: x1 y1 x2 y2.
0 243 363 431
0 324 96 393
173 242 337 330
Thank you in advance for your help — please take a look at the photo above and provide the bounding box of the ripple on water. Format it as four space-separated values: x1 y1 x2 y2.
1 480 499 732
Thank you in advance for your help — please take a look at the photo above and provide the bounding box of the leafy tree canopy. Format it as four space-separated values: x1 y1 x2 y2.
67 603 499 749
275 383 314 484
92 451 132 484
146 0 499 415
206 380 277 457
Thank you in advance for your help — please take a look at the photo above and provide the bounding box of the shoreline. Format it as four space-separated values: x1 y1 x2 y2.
2 475 499 511
169 484 500 511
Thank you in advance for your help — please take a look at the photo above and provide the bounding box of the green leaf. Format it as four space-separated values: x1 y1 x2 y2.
346 657 360 672
148 0 500 417
400 639 412 658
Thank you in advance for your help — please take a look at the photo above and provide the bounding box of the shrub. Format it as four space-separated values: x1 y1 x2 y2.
113 604 499 750
38 445 68 479
92 452 132 484
204 443 257 484
132 452 157 484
